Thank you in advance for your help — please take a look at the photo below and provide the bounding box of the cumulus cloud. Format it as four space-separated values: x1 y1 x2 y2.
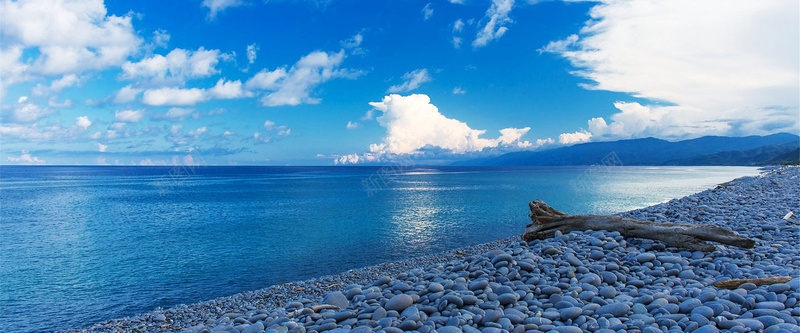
545 0 799 141
422 3 433 20
558 130 592 144
452 87 466 95
75 116 92 129
346 121 360 129
114 109 144 122
113 85 143 104
31 74 81 97
0 0 141 87
473 0 514 48
142 87 206 106
246 50 363 107
6 150 45 164
121 47 228 84
7 97 56 123
203 0 243 19
340 94 533 163
387 69 432 93
97 143 108 152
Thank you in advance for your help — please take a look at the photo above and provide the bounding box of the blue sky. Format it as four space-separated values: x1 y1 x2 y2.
1 0 797 165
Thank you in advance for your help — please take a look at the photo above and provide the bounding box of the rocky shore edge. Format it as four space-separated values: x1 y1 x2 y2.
67 167 800 333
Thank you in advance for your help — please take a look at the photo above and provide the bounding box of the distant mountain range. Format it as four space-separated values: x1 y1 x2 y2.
455 133 800 166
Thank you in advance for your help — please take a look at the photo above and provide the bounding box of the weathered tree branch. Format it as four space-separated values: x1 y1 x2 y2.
522 200 756 252
713 276 792 289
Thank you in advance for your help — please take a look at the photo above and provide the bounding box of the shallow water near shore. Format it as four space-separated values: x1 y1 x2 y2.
0 165 759 332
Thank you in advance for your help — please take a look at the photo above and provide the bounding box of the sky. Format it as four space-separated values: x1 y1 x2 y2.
0 0 798 166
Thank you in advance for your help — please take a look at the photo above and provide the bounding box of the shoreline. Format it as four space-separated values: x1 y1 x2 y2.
67 166 799 333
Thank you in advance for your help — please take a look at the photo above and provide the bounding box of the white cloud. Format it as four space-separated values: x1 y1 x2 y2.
97 143 108 152
8 98 56 123
246 43 259 64
361 110 374 121
361 94 532 156
75 116 92 129
114 109 144 122
346 121 360 129
558 130 592 144
153 107 194 121
449 0 466 4
189 127 207 137
245 68 288 90
545 0 799 140
209 79 249 99
537 34 577 54
0 46 32 100
341 33 364 49
6 150 45 164
121 47 228 84
452 37 463 49
452 86 466 95
473 0 514 48
387 69 432 93
142 87 206 106
0 0 141 81
152 29 170 49
248 50 363 107
32 74 80 97
113 85 143 104
422 3 433 20
203 0 243 19
453 19 465 33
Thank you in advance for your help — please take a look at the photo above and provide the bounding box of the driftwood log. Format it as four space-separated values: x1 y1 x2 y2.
713 276 792 289
522 200 756 252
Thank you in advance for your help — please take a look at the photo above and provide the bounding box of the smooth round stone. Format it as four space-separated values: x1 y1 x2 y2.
735 319 765 331
690 313 710 326
242 322 265 333
559 307 583 320
595 303 630 317
497 293 518 306
481 310 503 324
385 294 414 312
679 299 702 313
755 301 785 310
398 319 420 331
437 327 463 333
372 307 387 320
541 286 562 295
543 246 561 256
599 286 616 299
754 315 784 327
728 292 746 305
692 325 720 333
428 283 444 293
553 327 583 333
636 253 656 263
691 305 714 319
600 272 618 285
469 280 489 291
324 292 350 309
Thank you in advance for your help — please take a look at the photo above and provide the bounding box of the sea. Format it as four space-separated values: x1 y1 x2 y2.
0 165 761 332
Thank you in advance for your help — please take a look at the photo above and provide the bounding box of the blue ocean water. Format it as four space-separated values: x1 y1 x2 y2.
0 166 760 332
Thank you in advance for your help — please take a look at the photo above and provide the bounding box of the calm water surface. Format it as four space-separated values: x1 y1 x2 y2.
0 166 760 332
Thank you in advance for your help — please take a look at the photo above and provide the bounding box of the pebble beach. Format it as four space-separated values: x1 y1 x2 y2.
68 167 800 333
